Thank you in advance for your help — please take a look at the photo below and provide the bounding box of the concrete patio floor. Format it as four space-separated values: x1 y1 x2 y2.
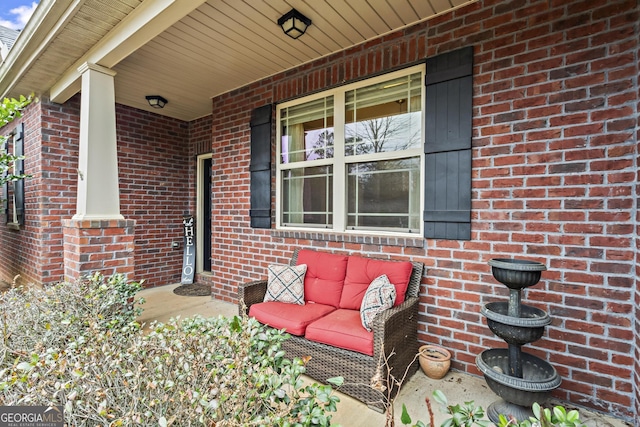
136 284 630 427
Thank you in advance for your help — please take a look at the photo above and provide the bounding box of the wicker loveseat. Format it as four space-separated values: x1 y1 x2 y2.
238 248 424 410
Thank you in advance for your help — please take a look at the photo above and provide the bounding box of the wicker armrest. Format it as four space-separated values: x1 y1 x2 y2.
371 296 419 362
238 280 267 315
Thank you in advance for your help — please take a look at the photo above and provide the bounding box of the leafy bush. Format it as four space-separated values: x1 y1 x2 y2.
497 403 585 427
0 95 33 128
0 274 339 426
399 390 585 427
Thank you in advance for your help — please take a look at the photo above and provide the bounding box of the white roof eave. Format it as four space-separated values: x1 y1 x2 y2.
0 0 87 99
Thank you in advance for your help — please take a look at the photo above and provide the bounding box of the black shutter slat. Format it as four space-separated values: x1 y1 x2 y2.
424 47 473 240
425 61 473 85
15 123 24 225
249 162 270 172
249 209 270 217
423 211 470 222
249 105 273 229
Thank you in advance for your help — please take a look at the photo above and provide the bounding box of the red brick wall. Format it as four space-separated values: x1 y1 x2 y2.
0 102 38 286
1 98 192 288
190 115 213 156
208 0 638 420
62 218 135 279
0 97 79 286
116 104 190 287
38 97 82 284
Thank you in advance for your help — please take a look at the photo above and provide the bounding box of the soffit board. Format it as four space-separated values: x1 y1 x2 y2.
5 0 476 121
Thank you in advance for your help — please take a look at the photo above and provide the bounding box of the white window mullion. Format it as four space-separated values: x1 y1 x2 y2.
333 91 346 232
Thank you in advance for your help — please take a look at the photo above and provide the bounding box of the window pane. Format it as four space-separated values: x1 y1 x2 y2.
347 157 420 231
280 97 334 164
282 166 333 226
345 73 421 156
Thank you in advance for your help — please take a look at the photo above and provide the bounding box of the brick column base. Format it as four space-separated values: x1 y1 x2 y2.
62 219 136 281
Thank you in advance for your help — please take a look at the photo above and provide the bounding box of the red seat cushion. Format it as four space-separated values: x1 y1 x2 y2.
339 256 414 310
249 301 335 336
296 249 348 307
305 309 374 356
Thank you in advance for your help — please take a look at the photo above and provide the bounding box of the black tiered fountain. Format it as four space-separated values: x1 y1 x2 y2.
476 258 561 422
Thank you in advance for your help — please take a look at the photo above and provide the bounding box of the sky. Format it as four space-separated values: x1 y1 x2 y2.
1 1 38 30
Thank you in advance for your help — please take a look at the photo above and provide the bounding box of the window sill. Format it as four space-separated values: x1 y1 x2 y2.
7 223 20 231
272 229 425 248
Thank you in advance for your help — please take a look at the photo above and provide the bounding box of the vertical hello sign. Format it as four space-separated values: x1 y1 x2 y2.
181 215 196 284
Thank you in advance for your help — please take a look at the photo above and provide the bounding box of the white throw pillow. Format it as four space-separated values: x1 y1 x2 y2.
360 274 396 331
264 264 307 305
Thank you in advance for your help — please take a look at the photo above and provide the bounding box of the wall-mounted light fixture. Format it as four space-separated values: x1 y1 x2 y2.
145 95 168 108
277 9 311 40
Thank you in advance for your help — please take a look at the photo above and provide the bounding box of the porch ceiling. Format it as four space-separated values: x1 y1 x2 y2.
2 0 475 122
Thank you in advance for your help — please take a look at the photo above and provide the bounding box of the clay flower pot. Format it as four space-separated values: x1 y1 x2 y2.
418 345 451 379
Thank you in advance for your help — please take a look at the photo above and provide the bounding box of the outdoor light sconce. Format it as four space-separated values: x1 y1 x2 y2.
146 95 168 108
277 9 311 39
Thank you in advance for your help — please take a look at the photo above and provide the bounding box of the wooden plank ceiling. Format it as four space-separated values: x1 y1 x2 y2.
15 0 475 121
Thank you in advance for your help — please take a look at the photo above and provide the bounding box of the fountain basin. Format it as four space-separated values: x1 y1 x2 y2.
489 258 546 290
476 349 561 407
482 302 551 345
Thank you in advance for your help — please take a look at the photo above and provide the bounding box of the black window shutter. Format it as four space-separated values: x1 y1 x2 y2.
249 104 273 228
14 123 25 225
424 46 473 240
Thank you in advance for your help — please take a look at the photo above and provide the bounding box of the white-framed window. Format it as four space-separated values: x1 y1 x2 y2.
276 65 424 235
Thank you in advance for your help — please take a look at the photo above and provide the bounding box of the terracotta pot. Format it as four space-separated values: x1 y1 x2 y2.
418 345 451 379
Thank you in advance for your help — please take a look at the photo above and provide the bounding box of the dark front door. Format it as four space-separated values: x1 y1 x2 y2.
202 157 212 271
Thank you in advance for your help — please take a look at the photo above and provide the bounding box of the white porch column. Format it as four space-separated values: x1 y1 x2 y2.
74 62 123 220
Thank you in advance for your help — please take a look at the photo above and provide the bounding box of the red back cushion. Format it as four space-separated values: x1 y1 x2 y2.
296 249 348 307
340 256 413 310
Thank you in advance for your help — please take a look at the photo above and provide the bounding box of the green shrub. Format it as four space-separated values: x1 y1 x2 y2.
0 274 339 426
399 390 585 427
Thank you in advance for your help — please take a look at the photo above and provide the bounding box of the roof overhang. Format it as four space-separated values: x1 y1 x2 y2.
1 0 476 121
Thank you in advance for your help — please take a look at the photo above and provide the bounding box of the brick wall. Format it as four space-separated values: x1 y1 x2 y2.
190 115 212 156
1 98 192 288
1 102 35 286
0 97 79 286
116 104 190 287
62 218 135 279
208 0 638 420
39 97 81 284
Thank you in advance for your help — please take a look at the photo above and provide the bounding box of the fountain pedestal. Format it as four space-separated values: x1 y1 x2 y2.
476 258 561 422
